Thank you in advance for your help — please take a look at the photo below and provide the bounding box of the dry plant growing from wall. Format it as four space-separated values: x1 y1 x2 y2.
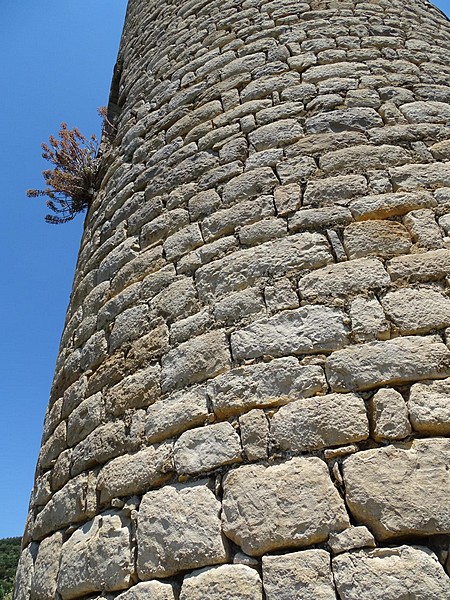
27 123 100 224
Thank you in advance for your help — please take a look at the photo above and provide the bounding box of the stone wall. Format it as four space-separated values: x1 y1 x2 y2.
14 0 450 598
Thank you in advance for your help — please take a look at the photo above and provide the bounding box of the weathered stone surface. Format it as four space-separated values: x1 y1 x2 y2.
408 378 450 434
333 546 450 600
214 288 266 325
350 296 390 342
104 365 161 416
30 532 63 600
403 208 444 249
231 306 349 360
13 546 35 600
326 335 450 392
368 388 411 441
289 206 352 232
33 473 96 540
145 386 209 443
180 565 263 600
387 248 450 282
399 100 450 123
202 196 274 242
239 409 269 461
137 483 228 579
343 220 411 259
381 287 450 334
110 305 150 351
306 107 382 134
390 161 450 191
262 550 336 600
174 422 242 475
222 457 350 555
57 512 133 599
249 119 303 151
97 443 173 503
349 191 436 220
116 581 176 600
196 233 333 302
303 175 367 208
328 527 376 555
161 331 231 392
320 145 410 174
271 393 369 452
342 438 450 540
67 392 104 446
222 168 278 206
299 258 390 301
208 357 327 417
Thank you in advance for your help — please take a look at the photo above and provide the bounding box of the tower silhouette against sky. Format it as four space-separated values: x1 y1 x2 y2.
15 0 450 597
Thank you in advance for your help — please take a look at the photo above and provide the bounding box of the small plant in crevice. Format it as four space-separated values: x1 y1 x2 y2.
27 122 101 224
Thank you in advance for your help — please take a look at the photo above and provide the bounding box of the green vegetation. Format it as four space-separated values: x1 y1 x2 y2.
0 537 21 599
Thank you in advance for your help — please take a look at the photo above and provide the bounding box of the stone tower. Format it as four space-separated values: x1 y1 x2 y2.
14 0 450 597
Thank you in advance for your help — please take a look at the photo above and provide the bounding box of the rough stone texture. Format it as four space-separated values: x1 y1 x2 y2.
13 547 35 600
349 296 390 342
326 336 450 392
174 422 242 475
222 458 350 555
239 409 269 461
231 306 349 360
368 388 411 442
270 393 369 452
343 220 411 259
208 357 327 417
57 512 133 599
137 483 228 579
262 550 336 600
180 565 263 600
328 527 376 555
342 439 450 540
333 546 450 600
30 532 62 600
116 582 176 600
381 287 450 334
408 378 450 434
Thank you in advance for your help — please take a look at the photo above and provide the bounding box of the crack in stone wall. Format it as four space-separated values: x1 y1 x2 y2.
14 0 450 598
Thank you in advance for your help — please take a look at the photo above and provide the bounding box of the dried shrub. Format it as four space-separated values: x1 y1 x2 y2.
27 123 100 224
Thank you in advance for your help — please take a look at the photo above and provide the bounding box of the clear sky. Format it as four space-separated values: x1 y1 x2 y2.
0 0 449 539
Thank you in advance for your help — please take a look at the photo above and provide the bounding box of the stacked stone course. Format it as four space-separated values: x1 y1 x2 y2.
14 0 450 598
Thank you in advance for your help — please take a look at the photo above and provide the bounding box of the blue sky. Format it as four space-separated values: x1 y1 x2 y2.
0 0 449 539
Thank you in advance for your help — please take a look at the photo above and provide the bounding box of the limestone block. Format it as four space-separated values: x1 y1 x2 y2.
343 220 411 259
97 443 173 503
13 546 36 600
202 195 274 242
388 248 450 282
328 527 376 555
231 306 349 361
241 72 300 102
163 223 204 261
222 168 278 206
408 378 450 434
214 288 266 325
208 357 326 417
390 161 450 191
326 335 450 392
180 565 262 600
273 183 301 215
57 512 133 599
275 155 317 184
137 483 228 579
105 365 161 416
97 237 139 284
38 421 67 470
333 546 450 600
399 100 450 123
263 278 299 312
188 190 221 221
248 119 303 151
302 62 369 83
151 279 199 323
342 438 450 540
170 309 212 344
196 233 333 302
262 550 336 600
299 258 390 302
160 331 231 392
116 581 176 600
67 392 104 446
110 305 150 352
30 532 63 600
145 386 209 443
270 393 369 452
33 472 52 507
221 457 350 555
350 192 437 221
174 422 242 475
238 218 287 246
320 145 410 174
403 208 444 249
98 282 141 329
80 330 108 371
289 206 353 232
350 296 390 342
303 175 367 207
306 107 383 134
368 388 411 441
239 409 269 461
381 287 450 334
430 139 450 160
33 472 96 540
111 246 166 295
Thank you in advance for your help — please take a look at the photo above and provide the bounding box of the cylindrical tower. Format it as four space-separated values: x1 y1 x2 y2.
15 0 450 597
